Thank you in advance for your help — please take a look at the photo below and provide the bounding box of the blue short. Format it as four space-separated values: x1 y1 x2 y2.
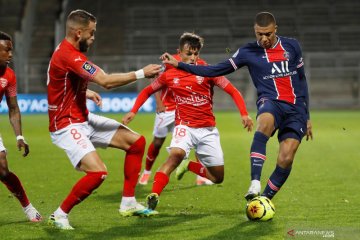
257 99 308 142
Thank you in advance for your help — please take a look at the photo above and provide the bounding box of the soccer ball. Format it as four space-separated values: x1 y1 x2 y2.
246 196 275 221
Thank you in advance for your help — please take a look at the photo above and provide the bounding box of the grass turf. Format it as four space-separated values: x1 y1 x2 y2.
0 111 359 239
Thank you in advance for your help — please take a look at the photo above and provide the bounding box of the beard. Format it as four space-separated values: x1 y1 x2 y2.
79 39 90 52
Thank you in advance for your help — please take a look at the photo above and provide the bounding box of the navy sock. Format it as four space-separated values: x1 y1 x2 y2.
262 165 292 199
250 131 269 180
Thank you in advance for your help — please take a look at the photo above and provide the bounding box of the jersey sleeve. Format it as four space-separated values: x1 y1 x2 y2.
214 76 248 116
5 71 17 97
177 48 246 77
67 55 101 81
130 73 166 113
293 40 310 119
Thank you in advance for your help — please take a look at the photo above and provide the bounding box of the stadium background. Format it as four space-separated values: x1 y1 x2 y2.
1 0 360 111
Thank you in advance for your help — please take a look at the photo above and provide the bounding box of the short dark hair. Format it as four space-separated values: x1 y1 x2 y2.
255 12 276 27
0 31 12 41
67 9 96 27
179 32 204 51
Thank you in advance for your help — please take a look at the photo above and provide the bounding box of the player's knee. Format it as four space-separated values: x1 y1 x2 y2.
0 168 10 180
212 175 224 184
87 171 108 183
277 154 294 168
127 136 146 154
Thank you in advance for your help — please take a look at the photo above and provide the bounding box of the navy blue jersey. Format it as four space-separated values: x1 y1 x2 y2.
178 36 309 117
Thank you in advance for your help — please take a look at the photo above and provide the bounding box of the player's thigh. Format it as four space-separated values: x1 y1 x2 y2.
0 151 9 177
78 151 106 172
51 124 97 169
168 125 194 159
88 113 140 150
256 100 279 135
195 127 224 167
153 111 175 138
159 147 186 174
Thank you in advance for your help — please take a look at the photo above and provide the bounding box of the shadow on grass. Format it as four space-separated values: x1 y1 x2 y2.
42 213 210 240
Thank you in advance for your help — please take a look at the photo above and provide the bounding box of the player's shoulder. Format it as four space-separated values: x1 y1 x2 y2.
233 41 258 57
279 36 300 47
4 66 16 80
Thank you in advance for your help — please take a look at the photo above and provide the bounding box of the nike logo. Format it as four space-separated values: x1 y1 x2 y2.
300 128 304 133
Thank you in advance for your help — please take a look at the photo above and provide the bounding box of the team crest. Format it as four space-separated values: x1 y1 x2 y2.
173 78 180 85
196 76 204 84
0 78 8 88
284 51 290 59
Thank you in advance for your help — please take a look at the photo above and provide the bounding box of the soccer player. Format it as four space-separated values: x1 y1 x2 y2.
46 9 161 230
161 12 313 201
138 55 213 186
0 31 42 222
122 32 253 211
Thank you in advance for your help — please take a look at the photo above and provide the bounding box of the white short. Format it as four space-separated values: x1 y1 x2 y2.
50 112 127 168
152 110 175 138
0 135 6 152
168 125 224 167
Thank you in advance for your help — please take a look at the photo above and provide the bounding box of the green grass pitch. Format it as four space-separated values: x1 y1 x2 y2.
0 111 359 239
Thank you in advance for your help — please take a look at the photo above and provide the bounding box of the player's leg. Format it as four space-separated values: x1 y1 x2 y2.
262 104 307 199
245 100 279 200
0 151 42 222
194 155 214 186
147 147 186 210
262 137 300 199
49 124 107 230
139 136 166 185
140 111 175 185
108 126 150 215
176 127 224 184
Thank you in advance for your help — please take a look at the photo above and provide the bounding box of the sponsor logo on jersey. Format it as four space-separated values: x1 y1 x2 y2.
0 78 8 88
82 62 97 75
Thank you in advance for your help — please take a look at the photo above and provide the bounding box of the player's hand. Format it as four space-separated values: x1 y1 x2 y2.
306 120 313 141
17 139 29 157
160 53 179 67
122 112 136 125
143 64 162 78
86 89 102 108
242 115 253 132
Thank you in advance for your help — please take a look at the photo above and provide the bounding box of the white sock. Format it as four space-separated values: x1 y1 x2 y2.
143 170 151 174
54 207 67 217
23 203 33 211
120 196 136 208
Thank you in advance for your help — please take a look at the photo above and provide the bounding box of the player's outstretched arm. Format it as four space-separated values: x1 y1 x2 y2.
6 96 29 157
92 64 162 89
121 84 159 125
217 77 253 132
86 89 102 107
162 52 236 77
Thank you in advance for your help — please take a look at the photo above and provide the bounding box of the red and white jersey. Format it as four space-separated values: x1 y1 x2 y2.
158 54 181 111
152 60 230 128
0 66 17 101
47 39 100 132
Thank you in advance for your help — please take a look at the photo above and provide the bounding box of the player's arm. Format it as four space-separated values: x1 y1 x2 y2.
122 77 165 125
161 51 242 77
6 96 29 157
294 40 313 140
215 76 253 132
154 91 166 113
92 64 162 89
86 89 102 107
